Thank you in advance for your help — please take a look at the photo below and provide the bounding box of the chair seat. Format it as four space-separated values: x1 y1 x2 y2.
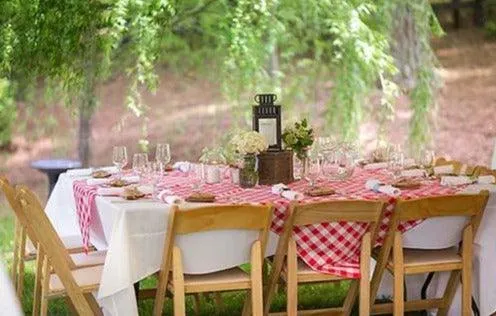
70 251 107 267
25 235 94 259
48 265 103 298
387 247 462 274
182 267 251 293
281 259 346 283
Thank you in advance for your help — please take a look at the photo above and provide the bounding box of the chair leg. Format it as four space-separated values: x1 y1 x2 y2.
172 247 186 316
16 228 27 299
359 232 371 316
193 293 201 315
250 241 263 316
393 232 404 316
342 280 358 316
11 219 21 284
39 255 50 316
437 270 461 316
32 245 44 316
461 226 473 316
286 240 298 316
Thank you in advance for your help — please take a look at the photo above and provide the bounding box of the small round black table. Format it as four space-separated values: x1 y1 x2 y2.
31 159 82 196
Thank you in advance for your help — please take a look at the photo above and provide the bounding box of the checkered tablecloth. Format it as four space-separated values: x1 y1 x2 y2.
73 168 459 277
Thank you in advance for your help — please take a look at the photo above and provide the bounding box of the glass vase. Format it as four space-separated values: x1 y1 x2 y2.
240 154 258 188
293 149 309 180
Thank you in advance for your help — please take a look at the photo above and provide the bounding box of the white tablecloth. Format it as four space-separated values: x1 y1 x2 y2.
46 173 278 315
46 172 496 315
0 259 23 316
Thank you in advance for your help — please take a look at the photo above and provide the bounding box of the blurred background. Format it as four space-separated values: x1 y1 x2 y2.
0 1 495 205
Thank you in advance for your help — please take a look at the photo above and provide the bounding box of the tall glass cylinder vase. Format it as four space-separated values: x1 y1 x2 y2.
293 149 309 180
240 154 258 188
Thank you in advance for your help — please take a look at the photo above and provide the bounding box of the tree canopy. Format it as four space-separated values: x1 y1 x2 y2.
0 0 443 162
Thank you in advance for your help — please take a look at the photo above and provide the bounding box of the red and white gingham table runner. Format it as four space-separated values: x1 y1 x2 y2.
73 168 459 278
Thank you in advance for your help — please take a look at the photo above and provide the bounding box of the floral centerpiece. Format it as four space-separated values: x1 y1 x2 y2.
282 119 314 179
229 131 268 188
282 118 314 159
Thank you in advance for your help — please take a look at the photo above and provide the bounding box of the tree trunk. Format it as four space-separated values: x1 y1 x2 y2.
78 54 98 167
78 101 94 167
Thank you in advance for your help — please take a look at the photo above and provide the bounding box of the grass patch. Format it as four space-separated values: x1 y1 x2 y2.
0 214 357 315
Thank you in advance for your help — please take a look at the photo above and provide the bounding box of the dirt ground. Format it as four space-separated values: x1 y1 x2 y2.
0 27 495 209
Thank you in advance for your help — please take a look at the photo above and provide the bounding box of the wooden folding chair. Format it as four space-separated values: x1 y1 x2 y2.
263 200 386 316
0 176 99 301
152 204 274 316
370 191 489 316
434 158 478 176
15 185 105 316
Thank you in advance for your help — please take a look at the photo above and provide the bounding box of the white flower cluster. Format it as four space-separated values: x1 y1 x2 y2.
230 131 268 155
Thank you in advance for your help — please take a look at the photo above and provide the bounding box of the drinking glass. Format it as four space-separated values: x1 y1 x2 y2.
155 143 171 171
389 146 405 179
420 149 435 170
187 163 205 191
112 146 128 173
304 156 321 187
133 153 148 176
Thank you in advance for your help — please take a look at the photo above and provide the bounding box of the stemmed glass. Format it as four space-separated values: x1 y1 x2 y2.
155 143 171 172
305 156 321 187
133 153 148 176
112 146 128 173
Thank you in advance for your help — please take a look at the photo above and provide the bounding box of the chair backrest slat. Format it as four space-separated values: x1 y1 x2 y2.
292 200 385 227
174 204 273 235
395 193 490 222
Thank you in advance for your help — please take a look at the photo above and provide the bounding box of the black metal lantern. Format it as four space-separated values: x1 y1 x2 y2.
252 93 282 151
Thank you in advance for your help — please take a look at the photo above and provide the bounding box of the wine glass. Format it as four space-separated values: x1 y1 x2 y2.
112 146 128 173
305 156 321 187
133 153 148 176
155 143 171 172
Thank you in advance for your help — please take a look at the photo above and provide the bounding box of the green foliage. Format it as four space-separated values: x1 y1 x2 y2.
0 79 16 147
282 119 315 160
0 0 442 150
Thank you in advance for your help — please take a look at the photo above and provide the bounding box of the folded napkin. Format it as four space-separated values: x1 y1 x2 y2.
97 187 124 196
363 162 388 170
365 179 401 197
401 169 427 178
157 189 184 204
137 185 154 195
121 175 140 183
67 168 93 177
440 176 473 186
271 184 304 201
477 175 495 184
86 178 110 186
434 165 454 175
173 161 190 173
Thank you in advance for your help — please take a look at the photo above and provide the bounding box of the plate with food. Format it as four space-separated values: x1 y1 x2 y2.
91 170 112 179
123 187 146 200
392 178 422 189
305 186 336 197
186 192 216 203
